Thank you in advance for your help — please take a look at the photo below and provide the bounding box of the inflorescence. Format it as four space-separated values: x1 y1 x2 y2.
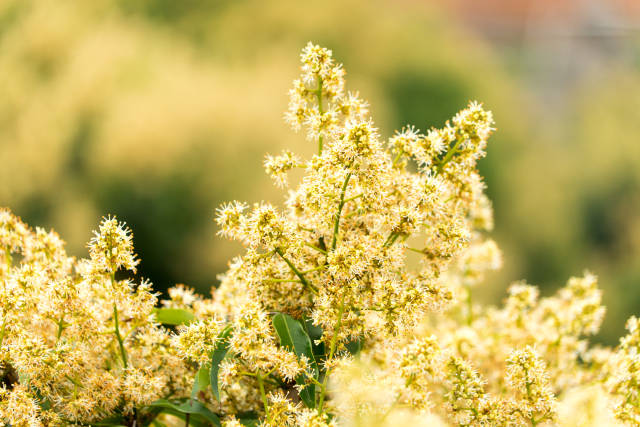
0 43 637 427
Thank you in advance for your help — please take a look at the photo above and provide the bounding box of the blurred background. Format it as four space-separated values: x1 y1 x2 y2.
1 0 638 344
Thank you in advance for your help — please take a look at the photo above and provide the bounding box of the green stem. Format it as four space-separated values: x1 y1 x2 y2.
405 247 425 254
275 248 318 295
331 172 353 250
264 278 303 284
317 295 346 412
327 299 345 361
305 242 327 255
185 413 190 427
300 265 326 274
308 376 323 387
110 273 129 370
436 137 463 174
392 150 404 166
113 302 128 369
342 193 363 203
56 316 65 342
65 374 83 388
383 232 400 248
522 366 537 426
257 373 270 420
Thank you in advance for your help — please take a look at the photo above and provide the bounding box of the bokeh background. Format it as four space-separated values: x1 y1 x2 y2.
1 0 639 344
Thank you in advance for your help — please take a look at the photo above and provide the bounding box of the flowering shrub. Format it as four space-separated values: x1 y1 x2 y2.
0 43 637 426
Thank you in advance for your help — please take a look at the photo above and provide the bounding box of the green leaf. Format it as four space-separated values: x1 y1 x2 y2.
191 364 211 399
272 313 319 375
239 419 259 427
345 336 362 356
150 409 208 427
29 383 52 412
153 308 196 325
18 373 54 413
209 325 233 401
272 313 318 408
304 318 325 362
148 399 221 427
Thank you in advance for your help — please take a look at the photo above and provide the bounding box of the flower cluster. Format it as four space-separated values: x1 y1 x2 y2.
1 43 639 427
0 210 190 425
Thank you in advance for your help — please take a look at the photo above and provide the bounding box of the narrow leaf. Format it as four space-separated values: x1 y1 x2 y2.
148 399 221 427
149 408 207 427
209 325 233 401
153 308 196 325
191 364 211 399
272 313 318 408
